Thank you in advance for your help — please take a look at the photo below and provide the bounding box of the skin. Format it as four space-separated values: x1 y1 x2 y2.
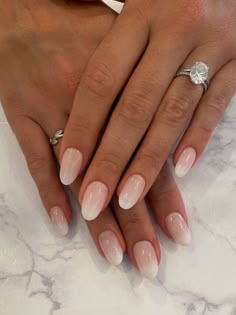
60 0 236 219
0 0 188 276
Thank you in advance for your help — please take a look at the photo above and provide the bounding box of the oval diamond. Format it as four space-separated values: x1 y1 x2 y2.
190 62 209 85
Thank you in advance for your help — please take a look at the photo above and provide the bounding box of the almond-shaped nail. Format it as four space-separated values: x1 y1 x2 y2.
81 181 108 221
133 241 158 279
50 206 69 236
165 212 191 246
99 230 123 266
175 147 196 178
119 175 145 210
60 148 83 185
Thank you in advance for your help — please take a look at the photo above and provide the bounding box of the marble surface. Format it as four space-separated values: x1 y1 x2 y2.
1 2 236 313
1 94 236 315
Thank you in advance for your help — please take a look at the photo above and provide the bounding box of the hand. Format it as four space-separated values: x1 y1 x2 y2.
71 160 190 279
0 0 190 279
0 0 116 229
60 0 236 221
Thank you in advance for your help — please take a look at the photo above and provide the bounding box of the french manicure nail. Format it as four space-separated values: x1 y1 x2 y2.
133 241 158 279
119 175 145 210
165 212 191 246
81 181 108 221
175 147 196 178
60 148 83 185
50 206 69 236
99 230 123 266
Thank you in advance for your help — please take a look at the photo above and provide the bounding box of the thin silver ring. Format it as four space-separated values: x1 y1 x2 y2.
50 129 64 146
175 62 210 93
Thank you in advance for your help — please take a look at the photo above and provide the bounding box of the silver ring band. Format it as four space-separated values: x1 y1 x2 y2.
50 129 64 146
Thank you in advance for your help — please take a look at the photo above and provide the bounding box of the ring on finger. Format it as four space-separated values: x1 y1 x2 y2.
175 61 210 92
50 129 64 146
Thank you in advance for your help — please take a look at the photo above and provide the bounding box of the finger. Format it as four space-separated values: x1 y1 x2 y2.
69 174 126 266
79 36 192 220
13 117 72 236
117 47 228 209
173 59 236 177
60 6 149 185
148 161 191 246
45 118 127 265
112 197 160 279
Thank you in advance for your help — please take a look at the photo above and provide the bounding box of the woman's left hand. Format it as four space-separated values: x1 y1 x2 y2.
61 0 236 221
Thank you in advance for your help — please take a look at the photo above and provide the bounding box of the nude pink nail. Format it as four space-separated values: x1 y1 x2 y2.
175 147 196 178
119 175 145 210
133 241 158 279
60 148 83 185
165 212 191 246
81 181 108 221
50 206 69 236
99 230 123 266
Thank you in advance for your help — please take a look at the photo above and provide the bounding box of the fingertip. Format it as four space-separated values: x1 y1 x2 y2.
99 230 124 266
49 206 70 237
165 212 191 246
174 147 197 178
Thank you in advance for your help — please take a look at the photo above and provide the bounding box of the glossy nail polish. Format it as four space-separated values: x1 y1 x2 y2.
133 241 158 279
60 148 83 185
119 175 145 210
99 230 123 266
165 212 191 246
175 147 196 178
81 181 108 221
50 206 69 236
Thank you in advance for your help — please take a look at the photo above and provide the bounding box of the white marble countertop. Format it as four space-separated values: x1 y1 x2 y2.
1 94 236 315
1 0 236 313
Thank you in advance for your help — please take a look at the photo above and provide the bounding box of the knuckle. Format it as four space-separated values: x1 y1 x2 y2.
68 116 92 138
206 94 227 120
26 153 49 178
198 121 213 137
127 2 151 25
138 149 162 170
185 1 208 25
197 93 228 137
95 153 122 175
160 94 191 124
123 212 143 237
54 55 80 94
82 61 115 98
118 90 154 127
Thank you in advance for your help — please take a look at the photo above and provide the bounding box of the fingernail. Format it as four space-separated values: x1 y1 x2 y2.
99 230 123 266
119 175 145 210
60 148 83 185
50 206 69 236
175 147 196 178
81 181 108 221
133 241 158 279
165 212 191 246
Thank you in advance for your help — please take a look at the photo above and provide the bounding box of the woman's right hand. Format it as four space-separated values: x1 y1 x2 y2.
0 0 190 278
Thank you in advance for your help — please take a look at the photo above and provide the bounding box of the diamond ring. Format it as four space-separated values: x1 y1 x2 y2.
175 62 210 92
50 129 64 146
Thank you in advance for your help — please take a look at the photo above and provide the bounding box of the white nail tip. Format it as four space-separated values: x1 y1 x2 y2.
175 147 196 178
133 241 159 279
165 212 191 246
99 231 123 266
81 182 108 221
118 175 145 210
50 207 69 236
60 148 83 185
81 206 101 221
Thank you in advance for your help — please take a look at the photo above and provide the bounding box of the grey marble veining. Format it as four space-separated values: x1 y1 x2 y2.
0 0 236 309
1 95 236 315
